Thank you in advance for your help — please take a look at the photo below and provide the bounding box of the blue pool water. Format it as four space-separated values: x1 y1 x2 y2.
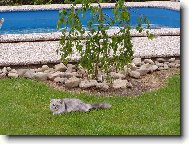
0 7 180 34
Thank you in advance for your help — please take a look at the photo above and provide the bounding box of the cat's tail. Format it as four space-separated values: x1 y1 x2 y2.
91 103 111 109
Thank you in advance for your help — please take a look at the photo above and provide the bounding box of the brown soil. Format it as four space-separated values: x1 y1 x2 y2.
45 68 180 97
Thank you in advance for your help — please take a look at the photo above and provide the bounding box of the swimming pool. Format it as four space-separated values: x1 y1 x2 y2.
0 7 180 34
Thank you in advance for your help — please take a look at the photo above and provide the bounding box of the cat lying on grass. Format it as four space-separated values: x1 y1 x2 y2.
50 98 111 115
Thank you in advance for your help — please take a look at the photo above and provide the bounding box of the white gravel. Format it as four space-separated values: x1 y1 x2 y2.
0 36 180 66
132 36 180 58
0 41 61 66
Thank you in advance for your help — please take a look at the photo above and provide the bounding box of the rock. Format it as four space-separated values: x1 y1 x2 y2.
168 63 176 68
151 65 158 71
112 79 128 89
35 68 43 72
136 69 149 76
10 69 17 73
44 68 54 73
23 70 36 79
128 63 137 71
48 72 63 81
163 64 169 70
126 82 133 88
156 58 165 63
75 72 83 78
136 64 152 76
123 65 131 76
8 72 18 78
175 64 180 68
2 67 8 74
34 72 48 81
79 80 98 88
175 60 180 64
129 71 140 79
132 58 142 66
110 72 125 79
140 63 152 70
54 63 67 72
62 72 75 78
164 62 169 64
156 62 164 67
66 64 75 72
144 59 154 64
168 58 175 62
96 83 109 91
17 69 27 77
54 77 67 84
0 73 6 79
0 69 3 74
41 65 49 71
67 64 75 69
66 67 73 73
158 67 165 70
77 68 87 78
65 77 81 88
6 67 11 72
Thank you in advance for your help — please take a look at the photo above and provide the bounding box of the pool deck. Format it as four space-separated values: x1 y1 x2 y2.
0 1 180 66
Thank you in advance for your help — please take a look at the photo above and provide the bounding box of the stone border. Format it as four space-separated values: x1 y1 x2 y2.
0 57 180 94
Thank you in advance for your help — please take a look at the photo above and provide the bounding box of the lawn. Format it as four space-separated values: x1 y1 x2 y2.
0 74 180 135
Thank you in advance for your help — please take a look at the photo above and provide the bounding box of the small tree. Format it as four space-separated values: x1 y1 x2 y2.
57 0 153 79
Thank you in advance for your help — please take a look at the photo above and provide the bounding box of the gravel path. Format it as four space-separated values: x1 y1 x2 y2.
0 36 180 66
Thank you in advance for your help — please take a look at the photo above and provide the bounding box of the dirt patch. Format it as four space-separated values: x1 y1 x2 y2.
45 68 180 97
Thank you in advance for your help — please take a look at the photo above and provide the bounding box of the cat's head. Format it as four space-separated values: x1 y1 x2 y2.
50 99 65 115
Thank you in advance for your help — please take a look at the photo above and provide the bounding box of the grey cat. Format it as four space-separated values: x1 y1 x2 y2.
50 98 111 115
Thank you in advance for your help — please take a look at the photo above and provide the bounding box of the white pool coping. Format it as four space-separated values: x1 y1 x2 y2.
0 1 180 12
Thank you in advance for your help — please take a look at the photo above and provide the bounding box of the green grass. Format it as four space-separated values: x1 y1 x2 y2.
0 74 180 135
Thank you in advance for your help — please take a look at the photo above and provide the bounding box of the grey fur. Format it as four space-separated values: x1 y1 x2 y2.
50 98 111 115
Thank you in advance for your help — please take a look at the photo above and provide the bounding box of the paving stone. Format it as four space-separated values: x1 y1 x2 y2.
34 72 48 81
2 67 8 74
156 58 165 63
112 79 128 89
151 65 158 71
144 59 154 64
48 72 64 80
96 82 109 91
54 63 67 72
110 72 125 79
23 70 36 79
0 73 6 79
132 58 142 66
41 65 49 71
65 77 81 88
168 58 176 62
54 77 67 84
17 69 27 77
129 71 140 79
79 80 98 88
8 72 18 78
